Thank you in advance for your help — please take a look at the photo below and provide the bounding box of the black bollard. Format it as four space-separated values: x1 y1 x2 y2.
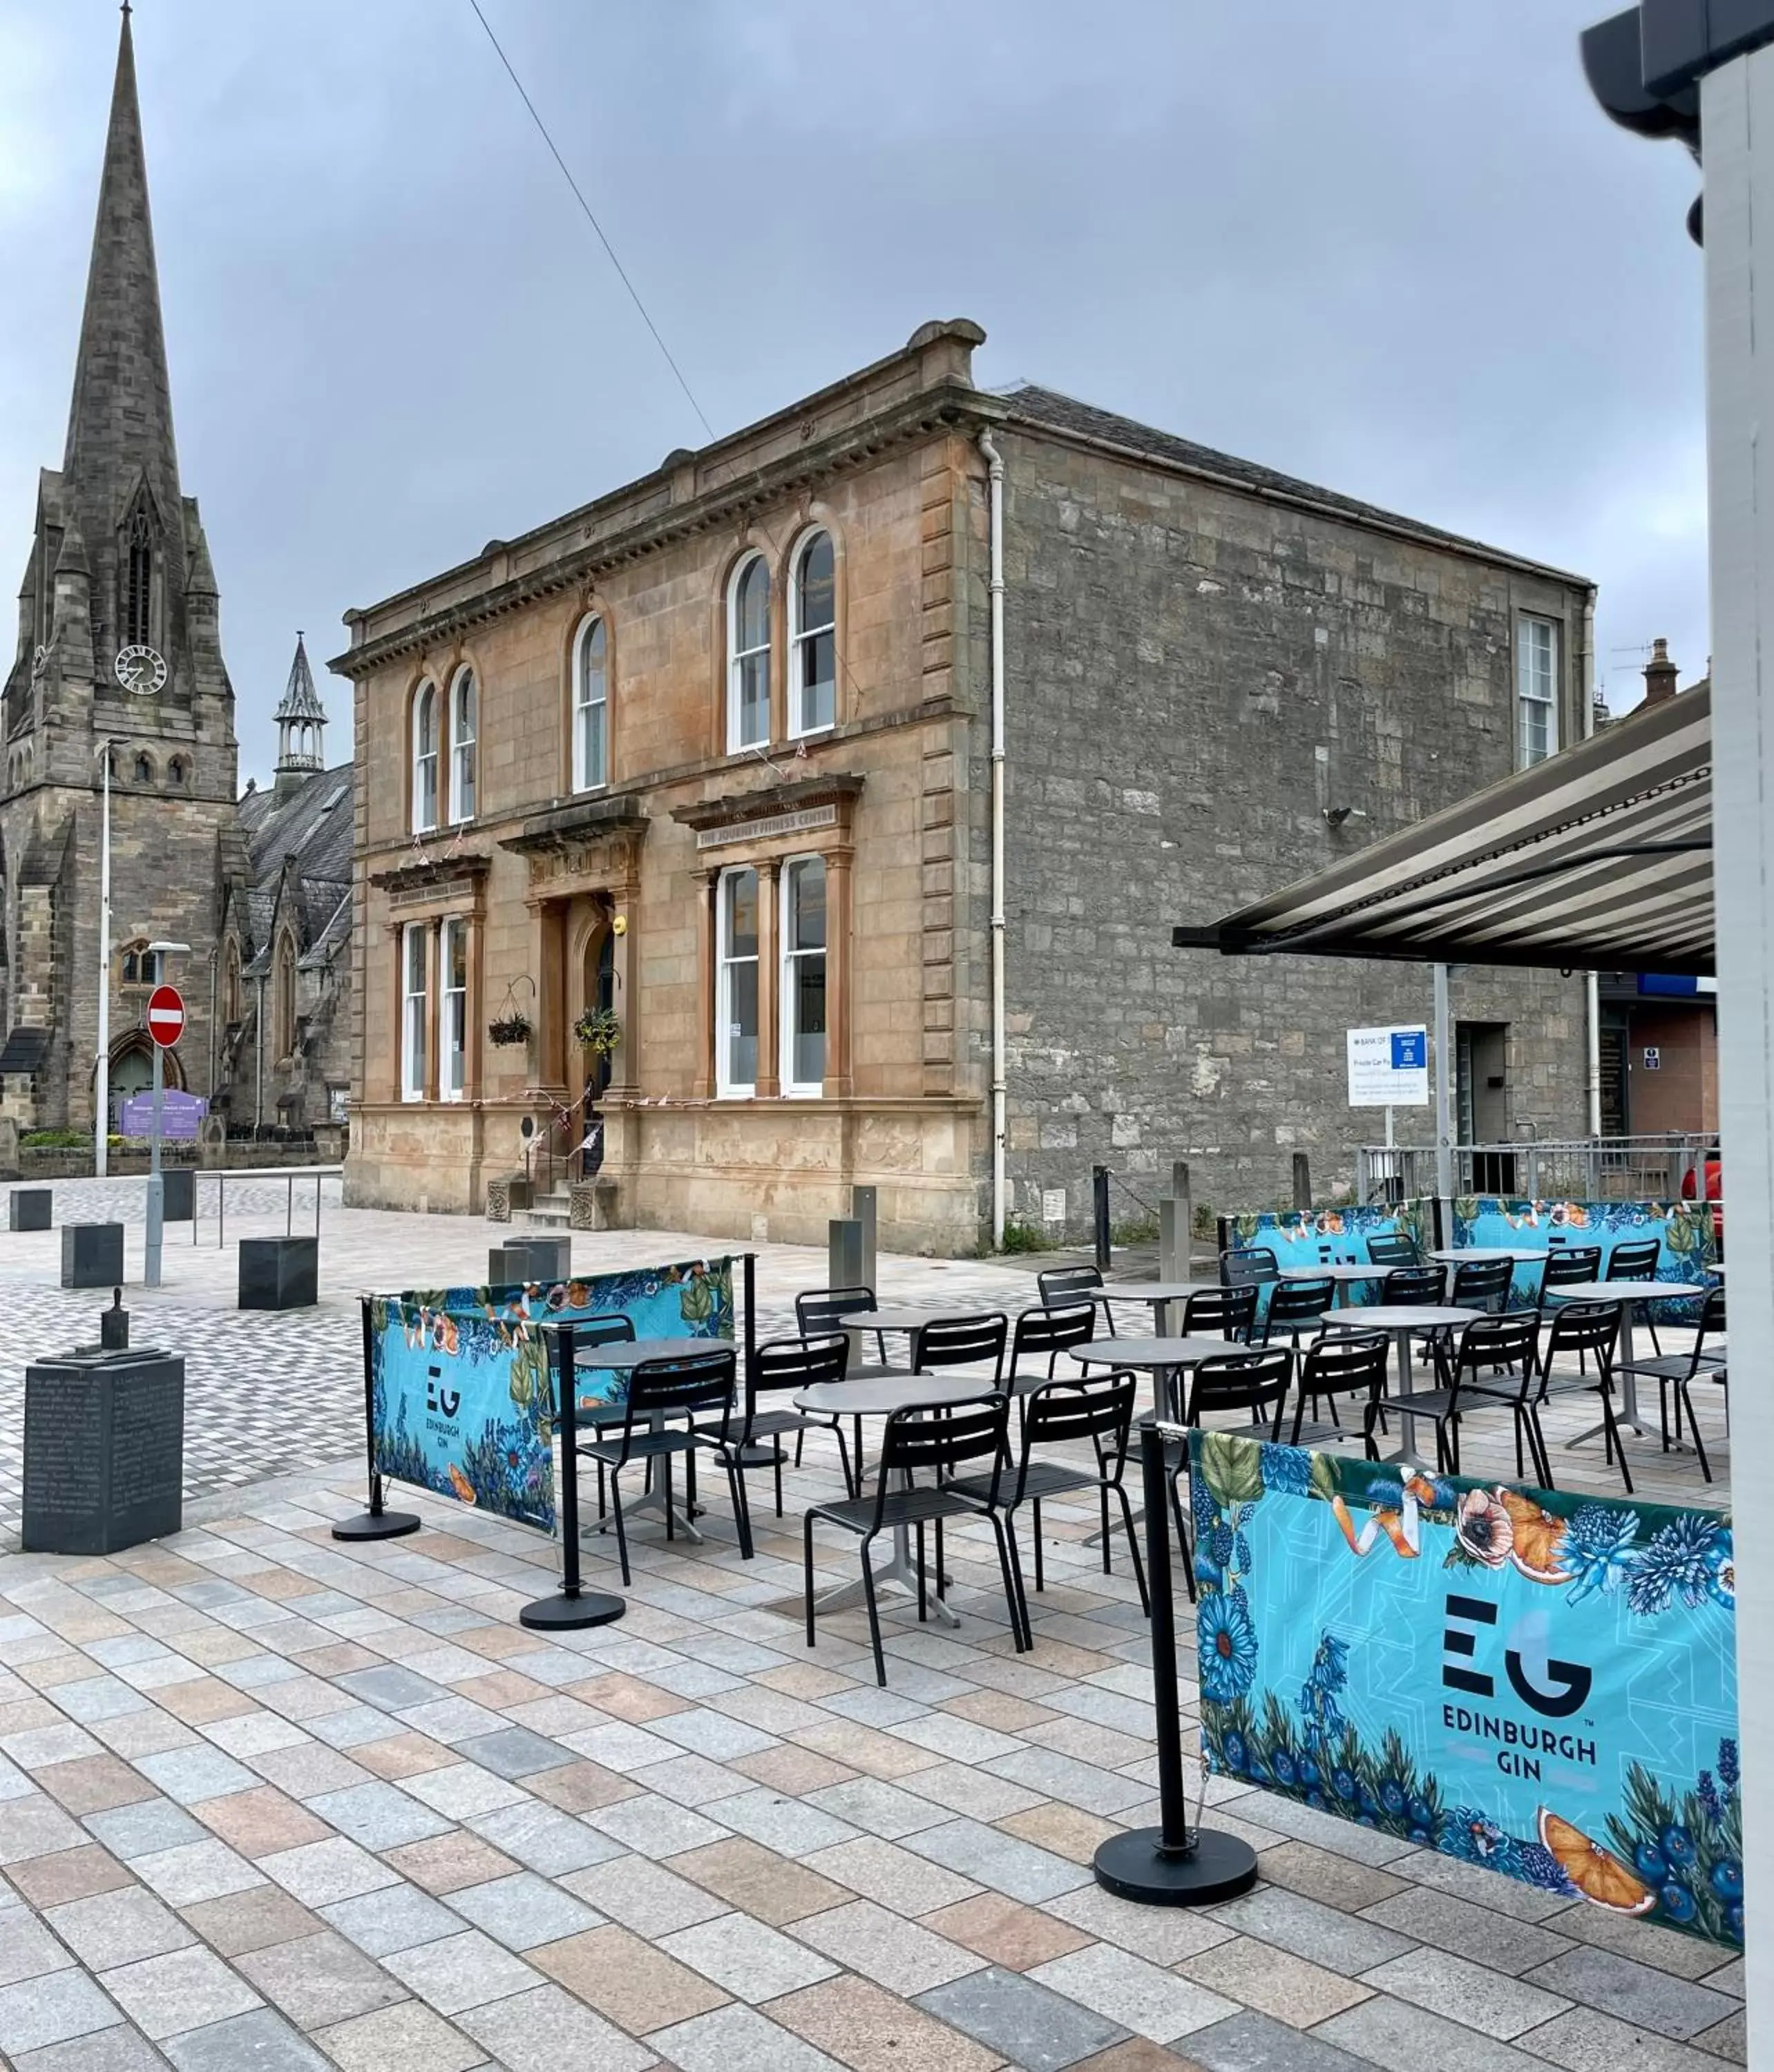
521 1319 625 1630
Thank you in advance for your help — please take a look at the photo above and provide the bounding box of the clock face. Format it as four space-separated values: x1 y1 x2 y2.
115 645 166 697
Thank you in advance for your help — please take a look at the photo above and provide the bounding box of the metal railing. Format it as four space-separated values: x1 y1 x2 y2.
1356 1135 1713 1205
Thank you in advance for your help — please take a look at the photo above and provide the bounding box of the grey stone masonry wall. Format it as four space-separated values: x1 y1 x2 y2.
995 416 1593 1237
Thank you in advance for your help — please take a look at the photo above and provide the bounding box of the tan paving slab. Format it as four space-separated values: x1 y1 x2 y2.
533 1921 730 2030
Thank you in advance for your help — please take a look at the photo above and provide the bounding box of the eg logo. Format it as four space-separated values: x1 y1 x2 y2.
1442 1594 1592 1718
425 1366 461 1419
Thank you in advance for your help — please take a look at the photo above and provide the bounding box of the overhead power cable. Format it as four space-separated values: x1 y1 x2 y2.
466 0 716 441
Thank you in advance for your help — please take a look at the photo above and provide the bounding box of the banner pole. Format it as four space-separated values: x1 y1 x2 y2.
743 1252 756 1372
1092 1426 1259 1905
522 1318 624 1629
332 1295 420 1542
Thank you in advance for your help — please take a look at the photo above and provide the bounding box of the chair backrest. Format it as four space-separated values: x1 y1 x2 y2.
1037 1265 1102 1307
1541 1299 1620 1371
797 1285 877 1336
1010 1301 1096 1365
750 1333 847 1411
1266 1277 1334 1330
1382 1264 1444 1305
1366 1232 1419 1265
1449 1258 1514 1310
1541 1245 1602 1289
549 1312 635 1413
1020 1371 1138 1465
1299 1330 1390 1399
1185 1347 1293 1426
625 1347 738 1429
1220 1247 1279 1287
875 1394 1011 1510
1184 1285 1258 1340
1607 1239 1661 1282
913 1312 1008 1379
1449 1312 1540 1387
1700 1283 1726 1345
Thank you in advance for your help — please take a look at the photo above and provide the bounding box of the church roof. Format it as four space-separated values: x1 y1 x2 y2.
236 760 355 973
274 633 326 722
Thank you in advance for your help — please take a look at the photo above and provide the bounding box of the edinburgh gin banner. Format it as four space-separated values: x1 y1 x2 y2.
1190 1430 1742 1950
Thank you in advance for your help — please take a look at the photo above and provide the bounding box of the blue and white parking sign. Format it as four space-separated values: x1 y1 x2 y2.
1347 1024 1431 1106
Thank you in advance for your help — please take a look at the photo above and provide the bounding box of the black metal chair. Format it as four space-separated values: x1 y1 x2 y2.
580 1347 750 1583
1290 1330 1390 1443
1614 1285 1726 1479
1608 1237 1666 1354
803 1392 1027 1684
796 1285 895 1487
1538 1243 1604 1372
1449 1258 1515 1313
1004 1302 1096 1402
1219 1247 1279 1287
1039 1265 1109 1332
912 1312 1008 1383
1261 1274 1335 1346
1167 1348 1294 1594
1368 1312 1545 1484
1366 1232 1419 1267
1381 1263 1445 1305
1530 1300 1627 1488
1183 1285 1257 1343
710 1334 852 1513
953 1371 1147 1617
565 1312 636 1520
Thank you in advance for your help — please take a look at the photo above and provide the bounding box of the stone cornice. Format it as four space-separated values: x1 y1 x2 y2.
499 796 651 858
669 773 865 833
367 850 492 894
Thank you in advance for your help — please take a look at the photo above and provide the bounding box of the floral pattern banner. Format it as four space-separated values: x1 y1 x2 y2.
367 1259 736 1537
1221 1205 1430 1317
1452 1198 1717 1319
1190 1430 1742 1949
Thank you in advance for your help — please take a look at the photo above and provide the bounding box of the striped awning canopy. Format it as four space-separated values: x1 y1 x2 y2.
1173 684 1713 975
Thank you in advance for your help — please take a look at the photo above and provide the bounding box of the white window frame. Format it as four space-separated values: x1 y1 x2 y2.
448 668 477 825
412 682 439 833
780 853 828 1096
1516 615 1559 769
439 917 468 1102
788 529 836 739
400 923 428 1102
726 553 772 754
572 615 608 792
715 865 760 1098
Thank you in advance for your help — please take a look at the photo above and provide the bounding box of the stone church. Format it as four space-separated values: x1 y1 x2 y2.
1 11 350 1138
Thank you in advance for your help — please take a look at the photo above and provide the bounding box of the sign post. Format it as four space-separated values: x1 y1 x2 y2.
144 983 184 1289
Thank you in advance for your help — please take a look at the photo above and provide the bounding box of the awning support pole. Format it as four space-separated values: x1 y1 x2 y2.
1431 963 1454 1224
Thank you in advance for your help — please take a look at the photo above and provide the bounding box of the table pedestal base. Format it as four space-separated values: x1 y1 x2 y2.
519 1588 626 1631
815 1525 962 1629
1093 1826 1259 1907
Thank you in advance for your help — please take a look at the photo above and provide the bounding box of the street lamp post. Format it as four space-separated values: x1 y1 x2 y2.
93 743 113 1178
143 940 189 1290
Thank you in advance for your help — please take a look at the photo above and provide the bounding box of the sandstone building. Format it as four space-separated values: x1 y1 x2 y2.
1 15 348 1140
336 321 1593 1251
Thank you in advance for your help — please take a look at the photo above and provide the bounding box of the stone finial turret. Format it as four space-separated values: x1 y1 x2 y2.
273 633 325 787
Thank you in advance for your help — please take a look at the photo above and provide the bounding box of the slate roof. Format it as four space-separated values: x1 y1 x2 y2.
235 761 354 974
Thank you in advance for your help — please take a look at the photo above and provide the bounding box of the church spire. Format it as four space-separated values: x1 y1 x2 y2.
274 633 327 787
61 4 184 647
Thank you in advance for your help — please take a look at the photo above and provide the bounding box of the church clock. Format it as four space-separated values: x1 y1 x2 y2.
114 644 166 696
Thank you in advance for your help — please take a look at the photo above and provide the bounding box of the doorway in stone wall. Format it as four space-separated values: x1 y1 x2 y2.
577 925 615 1178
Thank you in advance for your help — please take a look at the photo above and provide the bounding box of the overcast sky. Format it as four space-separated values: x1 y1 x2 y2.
0 1 1706 785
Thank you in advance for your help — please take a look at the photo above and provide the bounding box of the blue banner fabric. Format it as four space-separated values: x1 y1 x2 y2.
1190 1430 1741 1950
1451 1198 1717 1316
368 1258 736 1537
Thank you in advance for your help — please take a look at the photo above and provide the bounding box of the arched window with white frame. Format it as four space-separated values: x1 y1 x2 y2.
572 617 608 792
789 530 836 737
448 669 477 823
411 682 439 833
727 553 771 752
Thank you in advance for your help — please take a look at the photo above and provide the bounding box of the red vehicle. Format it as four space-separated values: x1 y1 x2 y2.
1681 1148 1724 1254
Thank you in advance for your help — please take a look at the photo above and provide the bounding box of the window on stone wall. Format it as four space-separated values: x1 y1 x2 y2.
169 756 188 788
133 753 153 785
223 943 242 1026
727 554 771 752
572 616 608 792
124 505 153 649
274 934 297 1059
716 866 759 1096
441 917 468 1102
789 531 836 737
781 855 827 1093
449 669 477 824
120 941 160 988
1517 615 1560 768
401 923 428 1101
412 682 439 834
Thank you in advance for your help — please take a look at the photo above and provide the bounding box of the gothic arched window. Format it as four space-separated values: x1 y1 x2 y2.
274 933 298 1060
125 506 153 649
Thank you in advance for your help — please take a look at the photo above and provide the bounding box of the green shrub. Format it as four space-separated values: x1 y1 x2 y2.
996 1216 1050 1255
21 1129 89 1149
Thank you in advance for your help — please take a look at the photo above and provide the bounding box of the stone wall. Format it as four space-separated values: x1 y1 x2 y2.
996 423 1594 1236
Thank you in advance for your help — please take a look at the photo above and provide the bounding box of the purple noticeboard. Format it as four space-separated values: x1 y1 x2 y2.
119 1089 207 1140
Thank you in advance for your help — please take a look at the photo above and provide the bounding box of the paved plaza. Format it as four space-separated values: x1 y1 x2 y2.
0 1180 1740 2069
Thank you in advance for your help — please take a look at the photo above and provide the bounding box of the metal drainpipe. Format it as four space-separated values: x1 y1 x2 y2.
1579 588 1603 1137
255 974 267 1131
979 430 1007 1249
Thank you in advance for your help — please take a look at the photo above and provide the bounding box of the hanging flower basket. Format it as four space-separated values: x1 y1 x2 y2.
574 1006 622 1059
487 1013 532 1048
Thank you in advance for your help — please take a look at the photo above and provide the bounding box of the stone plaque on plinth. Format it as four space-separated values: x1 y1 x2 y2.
239 1236 318 1310
9 1189 50 1232
22 1347 183 1554
61 1222 124 1288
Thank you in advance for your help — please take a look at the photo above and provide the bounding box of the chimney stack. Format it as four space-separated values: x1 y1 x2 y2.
1642 637 1679 707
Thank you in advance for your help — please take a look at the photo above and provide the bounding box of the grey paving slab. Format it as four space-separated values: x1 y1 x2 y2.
663 1910 838 2001
1185 2008 1380 2071
15 2023 171 2072
450 1728 580 1781
233 1928 409 2029
84 1800 207 1861
793 1897 983 1994
1210 1883 1418 1975
0 1794 87 1861
0 1908 76 1985
1361 1946 1572 2041
332 1667 452 1714
583 1792 733 1860
1317 1995 1558 2072
444 1870 602 1950
133 1748 258 1808
397 1761 526 1821
899 1816 1091 1903
302 1783 452 1851
456 1981 655 2072
99 1945 262 2040
162 2006 332 2071
316 1881 462 1957
1524 1946 1740 2043
256 1836 401 1907
649 2002 846 2072
1029 1941 1239 2042
562 1852 729 1935
381 1927 540 2015
468 1798 629 1875
915 1965 1127 2071
46 1886 194 1968
1362 1886 1575 1975
129 1839 265 1908
697 1787 859 1858
0 1968 124 2056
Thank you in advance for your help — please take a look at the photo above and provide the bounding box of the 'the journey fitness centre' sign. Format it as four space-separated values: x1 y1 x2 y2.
1190 1430 1742 1950
1346 1024 1429 1108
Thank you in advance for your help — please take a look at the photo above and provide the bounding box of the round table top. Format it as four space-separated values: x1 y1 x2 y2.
1429 1247 1536 1263
1279 1263 1391 1282
859 1307 998 1334
1089 1281 1225 1303
793 1374 995 1417
1072 1336 1243 1368
568 1336 727 1369
1551 1280 1709 1304
1325 1305 1482 1331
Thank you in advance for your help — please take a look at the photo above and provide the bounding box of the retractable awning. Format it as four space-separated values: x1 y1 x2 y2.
1172 683 1713 975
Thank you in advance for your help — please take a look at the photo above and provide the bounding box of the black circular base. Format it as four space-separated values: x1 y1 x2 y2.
1092 1825 1259 1907
519 1589 626 1631
331 1510 421 1542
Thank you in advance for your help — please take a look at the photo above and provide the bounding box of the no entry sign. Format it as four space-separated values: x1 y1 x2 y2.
146 985 185 1048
